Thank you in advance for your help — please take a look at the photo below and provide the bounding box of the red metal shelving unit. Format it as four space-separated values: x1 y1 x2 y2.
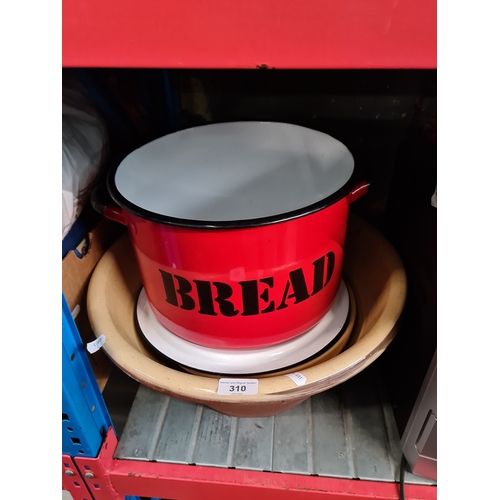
62 1 437 498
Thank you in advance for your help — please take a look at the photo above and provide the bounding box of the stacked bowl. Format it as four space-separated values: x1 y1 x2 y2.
87 122 406 418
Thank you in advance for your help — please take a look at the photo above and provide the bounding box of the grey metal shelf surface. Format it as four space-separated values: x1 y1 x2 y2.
115 366 435 486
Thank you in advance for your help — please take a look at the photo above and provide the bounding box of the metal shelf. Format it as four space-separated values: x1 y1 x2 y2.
66 361 436 499
62 0 436 69
116 364 435 486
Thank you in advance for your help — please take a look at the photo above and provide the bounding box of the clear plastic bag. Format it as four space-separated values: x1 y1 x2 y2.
62 76 108 239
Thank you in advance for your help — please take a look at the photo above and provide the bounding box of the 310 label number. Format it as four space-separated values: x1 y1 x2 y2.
229 385 246 392
217 378 259 395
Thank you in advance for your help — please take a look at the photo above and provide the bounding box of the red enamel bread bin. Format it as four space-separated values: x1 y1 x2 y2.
92 122 368 349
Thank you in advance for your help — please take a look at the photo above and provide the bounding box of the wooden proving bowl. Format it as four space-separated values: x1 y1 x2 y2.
87 215 406 418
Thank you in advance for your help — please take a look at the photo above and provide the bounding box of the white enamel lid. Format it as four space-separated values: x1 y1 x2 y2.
110 122 354 227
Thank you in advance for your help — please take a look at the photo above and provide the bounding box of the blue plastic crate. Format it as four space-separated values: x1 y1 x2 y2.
63 294 113 457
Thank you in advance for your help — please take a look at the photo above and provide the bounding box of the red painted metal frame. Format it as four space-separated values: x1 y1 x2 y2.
62 455 94 500
73 428 437 500
62 0 436 69
63 0 436 495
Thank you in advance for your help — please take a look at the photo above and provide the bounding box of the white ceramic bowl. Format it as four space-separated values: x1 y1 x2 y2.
136 280 350 375
182 283 356 379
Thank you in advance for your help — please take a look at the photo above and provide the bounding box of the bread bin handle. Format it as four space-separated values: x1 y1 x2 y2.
91 183 128 226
